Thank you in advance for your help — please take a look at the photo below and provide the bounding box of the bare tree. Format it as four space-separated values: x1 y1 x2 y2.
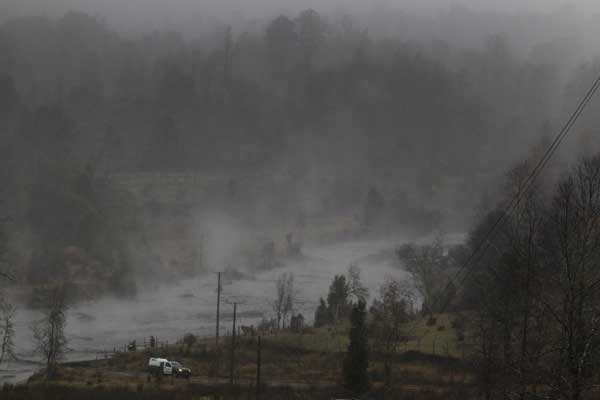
369 278 410 389
502 161 549 400
282 274 295 329
397 235 447 317
347 264 369 303
0 195 15 367
465 160 551 400
0 298 15 365
273 273 295 330
466 155 600 400
33 286 68 379
471 300 502 400
542 155 600 400
0 199 12 282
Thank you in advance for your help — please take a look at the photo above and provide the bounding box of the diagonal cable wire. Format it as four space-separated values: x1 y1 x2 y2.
431 71 600 315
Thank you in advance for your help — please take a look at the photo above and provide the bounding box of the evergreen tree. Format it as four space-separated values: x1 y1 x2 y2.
343 300 369 395
326 275 350 322
314 297 330 327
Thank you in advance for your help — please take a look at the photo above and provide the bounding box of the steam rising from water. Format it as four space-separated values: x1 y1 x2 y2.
193 211 250 272
3 234 423 384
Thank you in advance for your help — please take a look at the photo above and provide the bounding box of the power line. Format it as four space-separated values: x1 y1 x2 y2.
433 70 600 314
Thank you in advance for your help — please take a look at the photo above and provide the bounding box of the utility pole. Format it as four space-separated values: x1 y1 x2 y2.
256 336 262 400
216 272 221 346
229 302 237 384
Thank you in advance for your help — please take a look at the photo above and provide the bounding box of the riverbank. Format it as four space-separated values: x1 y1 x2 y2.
4 319 474 400
2 234 420 386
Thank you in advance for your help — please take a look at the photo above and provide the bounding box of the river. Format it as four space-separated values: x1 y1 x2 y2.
0 233 462 384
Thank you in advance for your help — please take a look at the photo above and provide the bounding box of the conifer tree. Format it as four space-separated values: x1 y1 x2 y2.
343 300 369 395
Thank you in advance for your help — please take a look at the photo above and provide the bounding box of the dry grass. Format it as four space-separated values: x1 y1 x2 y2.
45 314 471 386
400 313 472 359
19 313 475 400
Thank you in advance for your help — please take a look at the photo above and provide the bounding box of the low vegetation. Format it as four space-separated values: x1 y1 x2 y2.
5 315 473 399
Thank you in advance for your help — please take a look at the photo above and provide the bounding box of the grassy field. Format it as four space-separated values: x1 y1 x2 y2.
10 313 474 399
400 313 472 359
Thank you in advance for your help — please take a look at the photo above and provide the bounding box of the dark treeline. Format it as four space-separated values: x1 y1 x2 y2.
1 10 589 179
1 7 600 293
304 152 600 399
453 152 600 400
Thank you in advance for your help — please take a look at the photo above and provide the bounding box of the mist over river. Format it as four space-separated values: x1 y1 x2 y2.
2 234 468 385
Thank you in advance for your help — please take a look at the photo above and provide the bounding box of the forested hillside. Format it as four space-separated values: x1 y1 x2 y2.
0 8 598 292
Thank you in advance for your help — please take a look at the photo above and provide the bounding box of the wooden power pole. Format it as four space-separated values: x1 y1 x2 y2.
216 272 221 346
229 302 237 384
256 336 262 399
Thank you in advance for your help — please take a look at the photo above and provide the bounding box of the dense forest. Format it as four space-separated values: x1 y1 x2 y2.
1 7 600 293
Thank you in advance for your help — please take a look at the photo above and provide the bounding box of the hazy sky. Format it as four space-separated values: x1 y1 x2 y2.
1 0 597 24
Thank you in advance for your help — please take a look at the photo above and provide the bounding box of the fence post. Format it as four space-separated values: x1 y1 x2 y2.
256 336 262 400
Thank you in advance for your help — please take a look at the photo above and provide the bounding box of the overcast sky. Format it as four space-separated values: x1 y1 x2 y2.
1 0 597 23
1 0 599 56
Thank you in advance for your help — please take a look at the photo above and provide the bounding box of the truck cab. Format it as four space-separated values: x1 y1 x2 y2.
160 361 173 375
148 357 173 376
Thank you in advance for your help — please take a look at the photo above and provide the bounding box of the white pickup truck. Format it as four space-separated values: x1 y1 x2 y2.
147 357 191 378
147 357 172 376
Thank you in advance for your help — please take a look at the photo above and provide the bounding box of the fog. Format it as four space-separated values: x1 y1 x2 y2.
2 0 600 391
3 0 600 46
5 233 440 383
2 0 599 21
